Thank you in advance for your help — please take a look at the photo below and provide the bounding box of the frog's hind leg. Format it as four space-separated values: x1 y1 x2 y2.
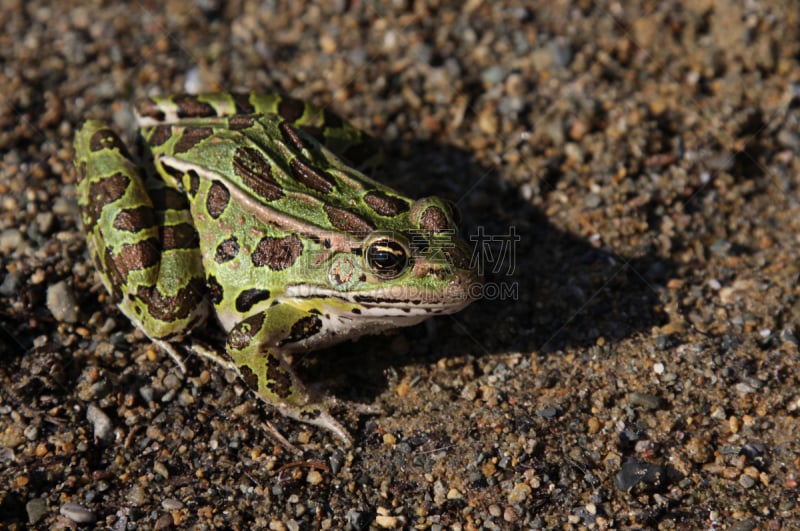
75 121 211 368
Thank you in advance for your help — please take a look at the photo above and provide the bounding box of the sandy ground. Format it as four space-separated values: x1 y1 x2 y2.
1 1 799 528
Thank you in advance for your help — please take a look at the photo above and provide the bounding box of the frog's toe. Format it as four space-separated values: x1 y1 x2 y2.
275 403 353 447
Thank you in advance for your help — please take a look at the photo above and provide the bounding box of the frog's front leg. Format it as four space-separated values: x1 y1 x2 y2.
224 302 353 446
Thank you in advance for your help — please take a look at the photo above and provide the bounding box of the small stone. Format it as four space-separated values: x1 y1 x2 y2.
86 404 112 441
26 498 48 525
60 502 96 524
629 392 664 410
584 192 602 209
0 271 21 295
47 280 79 324
478 107 499 135
0 229 22 255
503 505 519 523
36 211 55 235
739 474 755 488
162 498 184 510
507 482 532 504
154 461 169 479
587 417 601 435
685 436 711 464
154 513 174 530
614 460 665 492
306 470 323 486
480 65 506 85
127 484 148 506
446 488 462 500
374 514 400 528
549 36 573 67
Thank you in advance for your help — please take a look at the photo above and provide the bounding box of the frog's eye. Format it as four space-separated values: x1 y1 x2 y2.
365 238 408 279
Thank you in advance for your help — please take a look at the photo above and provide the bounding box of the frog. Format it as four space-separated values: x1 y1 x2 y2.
73 93 481 446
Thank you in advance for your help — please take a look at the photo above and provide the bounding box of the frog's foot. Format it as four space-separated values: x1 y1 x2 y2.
189 339 238 372
274 401 353 447
153 338 188 374
319 394 383 416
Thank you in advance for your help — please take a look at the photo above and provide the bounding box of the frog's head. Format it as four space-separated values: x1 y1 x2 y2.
286 196 482 334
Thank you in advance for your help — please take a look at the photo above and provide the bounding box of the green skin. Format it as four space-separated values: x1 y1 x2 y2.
74 93 481 445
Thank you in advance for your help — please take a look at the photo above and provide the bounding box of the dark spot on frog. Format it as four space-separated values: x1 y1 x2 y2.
279 314 323 345
84 172 130 231
174 94 216 118
112 206 155 233
277 97 305 122
107 238 161 286
351 308 361 314
227 313 265 350
279 121 307 152
206 275 223 305
235 288 272 313
146 125 172 147
289 156 335 194
229 115 255 130
238 365 260 391
88 128 131 159
363 190 410 217
233 146 283 202
206 180 230 219
215 236 240 263
251 234 303 270
136 277 206 323
265 353 293 399
324 205 374 234
173 127 213 154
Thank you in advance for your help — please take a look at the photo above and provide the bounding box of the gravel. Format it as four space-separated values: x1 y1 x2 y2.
1 0 799 528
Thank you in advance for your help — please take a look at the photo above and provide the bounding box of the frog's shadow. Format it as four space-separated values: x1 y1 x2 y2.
297 141 677 405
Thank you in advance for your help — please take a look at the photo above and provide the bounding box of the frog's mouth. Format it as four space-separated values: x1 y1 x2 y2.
284 273 481 316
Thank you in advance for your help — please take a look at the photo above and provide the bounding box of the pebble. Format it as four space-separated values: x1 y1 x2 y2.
374 514 400 528
26 497 48 524
59 502 96 524
86 404 113 441
306 469 323 485
628 392 664 410
0 229 22 255
162 498 184 510
614 460 665 492
507 482 531 504
35 211 55 235
46 280 79 324
127 484 148 506
0 271 21 295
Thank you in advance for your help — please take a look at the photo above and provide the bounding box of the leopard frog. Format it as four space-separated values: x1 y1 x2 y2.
73 93 481 445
